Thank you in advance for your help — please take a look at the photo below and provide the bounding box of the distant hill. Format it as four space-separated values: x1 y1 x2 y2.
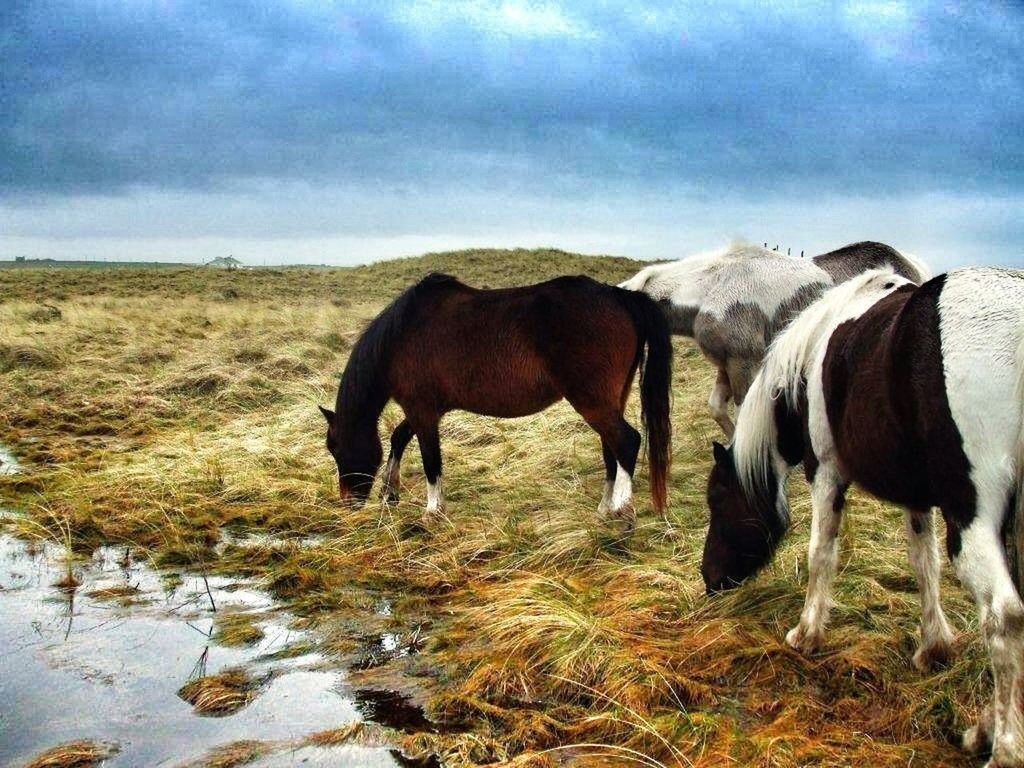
0 257 188 269
340 248 645 295
0 248 649 302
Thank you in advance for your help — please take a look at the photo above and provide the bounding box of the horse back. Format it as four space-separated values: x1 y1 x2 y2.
821 284 934 507
386 275 638 417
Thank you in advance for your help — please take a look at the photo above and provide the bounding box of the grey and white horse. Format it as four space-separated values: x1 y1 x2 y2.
619 241 930 438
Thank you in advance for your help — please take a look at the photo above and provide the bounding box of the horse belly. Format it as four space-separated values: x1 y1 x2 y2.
834 396 933 510
401 348 561 418
451 358 562 417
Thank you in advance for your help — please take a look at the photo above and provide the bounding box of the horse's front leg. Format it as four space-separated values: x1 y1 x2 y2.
905 508 955 671
786 466 847 654
708 367 734 439
415 419 445 526
381 420 414 504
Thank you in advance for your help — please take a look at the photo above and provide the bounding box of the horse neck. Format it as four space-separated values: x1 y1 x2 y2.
336 382 388 436
333 386 387 479
813 253 866 284
812 243 916 284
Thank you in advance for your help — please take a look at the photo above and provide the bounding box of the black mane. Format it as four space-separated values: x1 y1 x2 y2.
335 273 460 428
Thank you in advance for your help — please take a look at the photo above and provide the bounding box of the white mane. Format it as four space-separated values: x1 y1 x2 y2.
732 269 912 499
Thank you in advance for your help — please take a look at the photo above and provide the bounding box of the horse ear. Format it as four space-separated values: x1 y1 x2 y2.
712 441 729 466
318 405 335 425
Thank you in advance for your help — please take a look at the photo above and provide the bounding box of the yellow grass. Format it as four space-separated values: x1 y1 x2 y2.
23 740 119 768
178 668 265 716
0 250 985 766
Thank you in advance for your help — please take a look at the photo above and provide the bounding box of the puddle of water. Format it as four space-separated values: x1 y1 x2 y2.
215 529 325 554
0 533 432 768
354 689 437 733
354 628 425 671
0 444 21 475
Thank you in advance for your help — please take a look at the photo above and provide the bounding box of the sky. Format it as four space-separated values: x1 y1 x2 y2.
1 1 1021 271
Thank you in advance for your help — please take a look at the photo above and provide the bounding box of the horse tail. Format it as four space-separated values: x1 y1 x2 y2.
618 262 663 291
614 288 673 513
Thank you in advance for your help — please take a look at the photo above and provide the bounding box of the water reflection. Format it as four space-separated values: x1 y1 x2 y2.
0 533 435 767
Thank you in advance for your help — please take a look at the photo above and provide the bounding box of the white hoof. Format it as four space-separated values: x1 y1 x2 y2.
785 624 822 655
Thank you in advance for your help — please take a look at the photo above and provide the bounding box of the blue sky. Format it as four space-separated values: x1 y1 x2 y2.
1 1 1021 270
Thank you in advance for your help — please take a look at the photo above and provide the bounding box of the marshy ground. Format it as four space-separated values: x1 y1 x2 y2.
0 250 987 766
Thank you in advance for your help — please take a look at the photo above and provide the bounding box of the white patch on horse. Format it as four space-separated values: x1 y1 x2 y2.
940 269 1023 507
618 243 734 303
700 246 832 322
938 268 1024 764
425 476 445 515
610 463 633 511
904 509 955 671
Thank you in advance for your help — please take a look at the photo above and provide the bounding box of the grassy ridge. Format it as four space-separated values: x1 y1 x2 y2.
0 249 983 767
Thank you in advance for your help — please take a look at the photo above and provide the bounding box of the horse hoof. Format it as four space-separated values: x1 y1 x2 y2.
785 625 821 655
964 726 987 754
609 504 635 537
983 747 1024 768
963 713 994 756
913 640 953 673
421 505 445 529
382 491 399 505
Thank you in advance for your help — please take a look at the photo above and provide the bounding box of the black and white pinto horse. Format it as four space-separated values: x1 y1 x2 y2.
703 267 1024 766
619 241 930 438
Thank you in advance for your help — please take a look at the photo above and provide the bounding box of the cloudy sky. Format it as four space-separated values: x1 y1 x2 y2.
1 1 1021 270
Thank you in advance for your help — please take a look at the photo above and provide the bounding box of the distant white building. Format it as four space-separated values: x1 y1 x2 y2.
205 256 243 269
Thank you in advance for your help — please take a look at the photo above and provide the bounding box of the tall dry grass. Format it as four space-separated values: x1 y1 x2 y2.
0 251 983 767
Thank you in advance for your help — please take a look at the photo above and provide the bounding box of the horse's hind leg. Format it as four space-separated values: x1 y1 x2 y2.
709 367 734 439
381 419 414 504
951 501 1024 766
726 356 759 407
585 412 641 532
904 508 955 671
786 465 847 654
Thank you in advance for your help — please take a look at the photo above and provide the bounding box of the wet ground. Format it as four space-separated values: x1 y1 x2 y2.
0 528 437 767
0 444 19 475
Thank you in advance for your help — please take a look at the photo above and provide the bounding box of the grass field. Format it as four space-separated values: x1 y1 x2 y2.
0 249 987 767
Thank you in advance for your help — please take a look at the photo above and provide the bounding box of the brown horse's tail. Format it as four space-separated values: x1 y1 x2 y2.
615 288 673 513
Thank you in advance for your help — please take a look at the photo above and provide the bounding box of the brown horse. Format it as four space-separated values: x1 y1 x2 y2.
320 273 672 529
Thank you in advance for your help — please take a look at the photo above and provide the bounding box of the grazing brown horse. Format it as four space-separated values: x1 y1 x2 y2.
320 273 672 529
704 267 1024 766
